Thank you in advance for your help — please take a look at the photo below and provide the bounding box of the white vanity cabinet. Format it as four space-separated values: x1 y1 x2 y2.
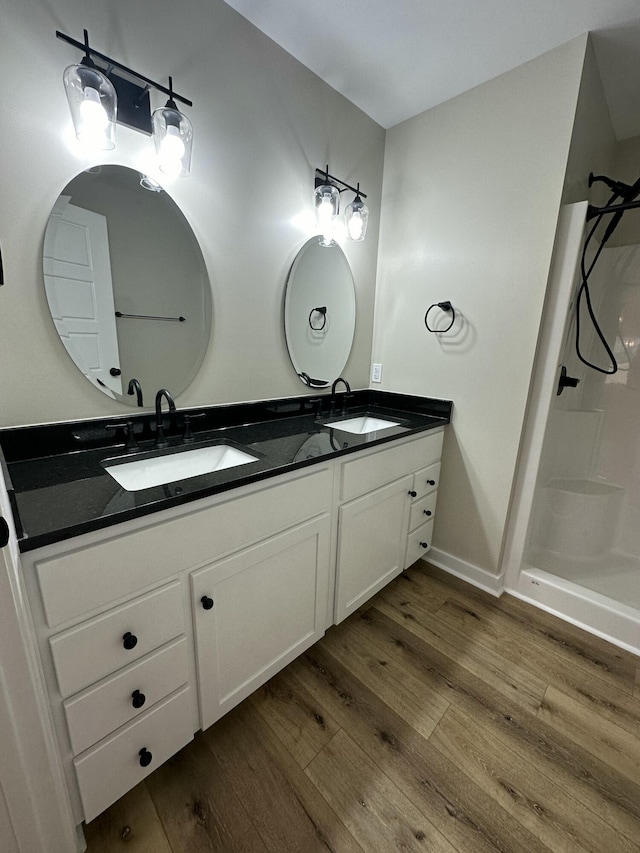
26 564 195 824
405 459 441 568
16 426 444 830
20 464 333 826
334 429 444 622
192 514 331 729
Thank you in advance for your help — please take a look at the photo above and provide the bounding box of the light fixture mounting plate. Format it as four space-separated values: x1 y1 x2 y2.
109 73 152 135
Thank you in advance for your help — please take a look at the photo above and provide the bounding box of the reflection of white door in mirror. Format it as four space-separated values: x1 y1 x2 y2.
43 196 122 396
43 166 212 407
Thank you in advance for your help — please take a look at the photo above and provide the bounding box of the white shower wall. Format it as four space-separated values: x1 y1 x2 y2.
525 241 640 609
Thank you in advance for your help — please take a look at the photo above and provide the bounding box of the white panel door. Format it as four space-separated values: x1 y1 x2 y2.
335 474 413 622
43 196 122 395
192 516 331 730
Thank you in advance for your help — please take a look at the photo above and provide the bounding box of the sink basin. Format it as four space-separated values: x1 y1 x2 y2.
103 444 259 491
322 415 401 434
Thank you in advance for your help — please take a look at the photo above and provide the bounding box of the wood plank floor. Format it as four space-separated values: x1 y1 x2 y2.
84 562 640 852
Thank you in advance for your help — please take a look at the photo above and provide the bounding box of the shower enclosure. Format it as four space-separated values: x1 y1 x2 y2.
504 201 640 654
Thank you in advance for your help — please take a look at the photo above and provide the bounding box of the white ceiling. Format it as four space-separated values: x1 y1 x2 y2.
222 0 640 137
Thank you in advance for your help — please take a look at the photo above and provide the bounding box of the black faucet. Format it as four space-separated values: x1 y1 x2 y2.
331 378 351 396
127 378 144 407
330 377 351 416
155 389 176 447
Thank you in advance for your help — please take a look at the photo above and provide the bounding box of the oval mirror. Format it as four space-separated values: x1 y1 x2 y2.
43 165 211 406
284 238 355 387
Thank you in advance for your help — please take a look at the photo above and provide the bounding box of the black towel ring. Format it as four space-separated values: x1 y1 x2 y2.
425 301 455 333
309 306 327 331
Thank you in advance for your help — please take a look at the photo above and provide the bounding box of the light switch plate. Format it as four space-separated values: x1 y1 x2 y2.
372 363 382 383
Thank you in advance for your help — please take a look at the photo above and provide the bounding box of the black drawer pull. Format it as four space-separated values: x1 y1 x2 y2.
139 747 153 767
201 595 214 610
423 509 432 516
408 490 417 498
122 632 138 650
427 479 436 486
420 541 429 548
131 689 146 709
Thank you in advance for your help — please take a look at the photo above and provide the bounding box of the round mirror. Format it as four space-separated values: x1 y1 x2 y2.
43 165 211 406
284 238 355 387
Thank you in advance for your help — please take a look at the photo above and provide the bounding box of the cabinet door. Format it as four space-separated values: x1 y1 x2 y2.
334 475 413 623
192 516 330 730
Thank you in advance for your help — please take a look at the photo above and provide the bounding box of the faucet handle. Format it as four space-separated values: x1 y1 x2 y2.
182 412 206 444
105 421 139 451
309 397 323 417
341 393 355 416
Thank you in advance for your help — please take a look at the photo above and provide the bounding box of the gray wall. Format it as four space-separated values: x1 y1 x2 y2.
0 0 385 426
371 37 588 578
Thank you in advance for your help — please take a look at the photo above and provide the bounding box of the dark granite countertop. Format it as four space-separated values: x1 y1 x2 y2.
0 390 451 552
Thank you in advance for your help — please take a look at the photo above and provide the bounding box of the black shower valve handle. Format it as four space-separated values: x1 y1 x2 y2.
556 366 580 396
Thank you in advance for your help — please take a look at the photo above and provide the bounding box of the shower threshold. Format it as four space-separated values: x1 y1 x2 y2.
511 561 640 656
528 549 640 611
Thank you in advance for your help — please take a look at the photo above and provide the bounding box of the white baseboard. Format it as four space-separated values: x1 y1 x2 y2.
424 548 504 597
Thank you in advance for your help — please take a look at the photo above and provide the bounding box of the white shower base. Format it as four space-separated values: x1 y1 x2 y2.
510 560 640 656
527 549 640 610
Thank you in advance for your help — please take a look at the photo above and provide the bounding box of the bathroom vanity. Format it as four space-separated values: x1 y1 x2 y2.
1 391 450 827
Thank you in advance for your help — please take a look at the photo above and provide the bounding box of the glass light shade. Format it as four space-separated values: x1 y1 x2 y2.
152 105 193 177
314 183 339 247
345 195 369 242
63 63 117 150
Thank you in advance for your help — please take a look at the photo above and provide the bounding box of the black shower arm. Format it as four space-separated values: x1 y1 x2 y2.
586 198 640 221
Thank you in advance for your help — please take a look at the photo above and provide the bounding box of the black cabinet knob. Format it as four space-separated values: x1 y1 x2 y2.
427 479 436 486
408 490 417 498
423 509 432 516
420 541 429 548
122 632 138 650
201 595 214 610
139 747 153 767
109 367 122 376
131 689 146 709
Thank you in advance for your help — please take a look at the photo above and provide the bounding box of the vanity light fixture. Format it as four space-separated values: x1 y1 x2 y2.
152 79 193 177
314 168 340 247
314 166 369 244
345 184 369 242
62 31 116 150
57 29 193 174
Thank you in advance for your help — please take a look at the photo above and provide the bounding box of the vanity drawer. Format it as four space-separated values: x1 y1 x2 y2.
408 492 438 532
63 637 189 755
405 519 434 569
411 461 441 502
74 685 193 823
36 467 332 629
340 431 443 502
50 581 184 699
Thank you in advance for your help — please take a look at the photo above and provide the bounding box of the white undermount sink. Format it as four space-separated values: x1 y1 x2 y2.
103 444 259 491
323 415 401 434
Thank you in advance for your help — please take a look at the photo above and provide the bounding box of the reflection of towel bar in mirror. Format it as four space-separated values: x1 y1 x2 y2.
115 311 186 322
